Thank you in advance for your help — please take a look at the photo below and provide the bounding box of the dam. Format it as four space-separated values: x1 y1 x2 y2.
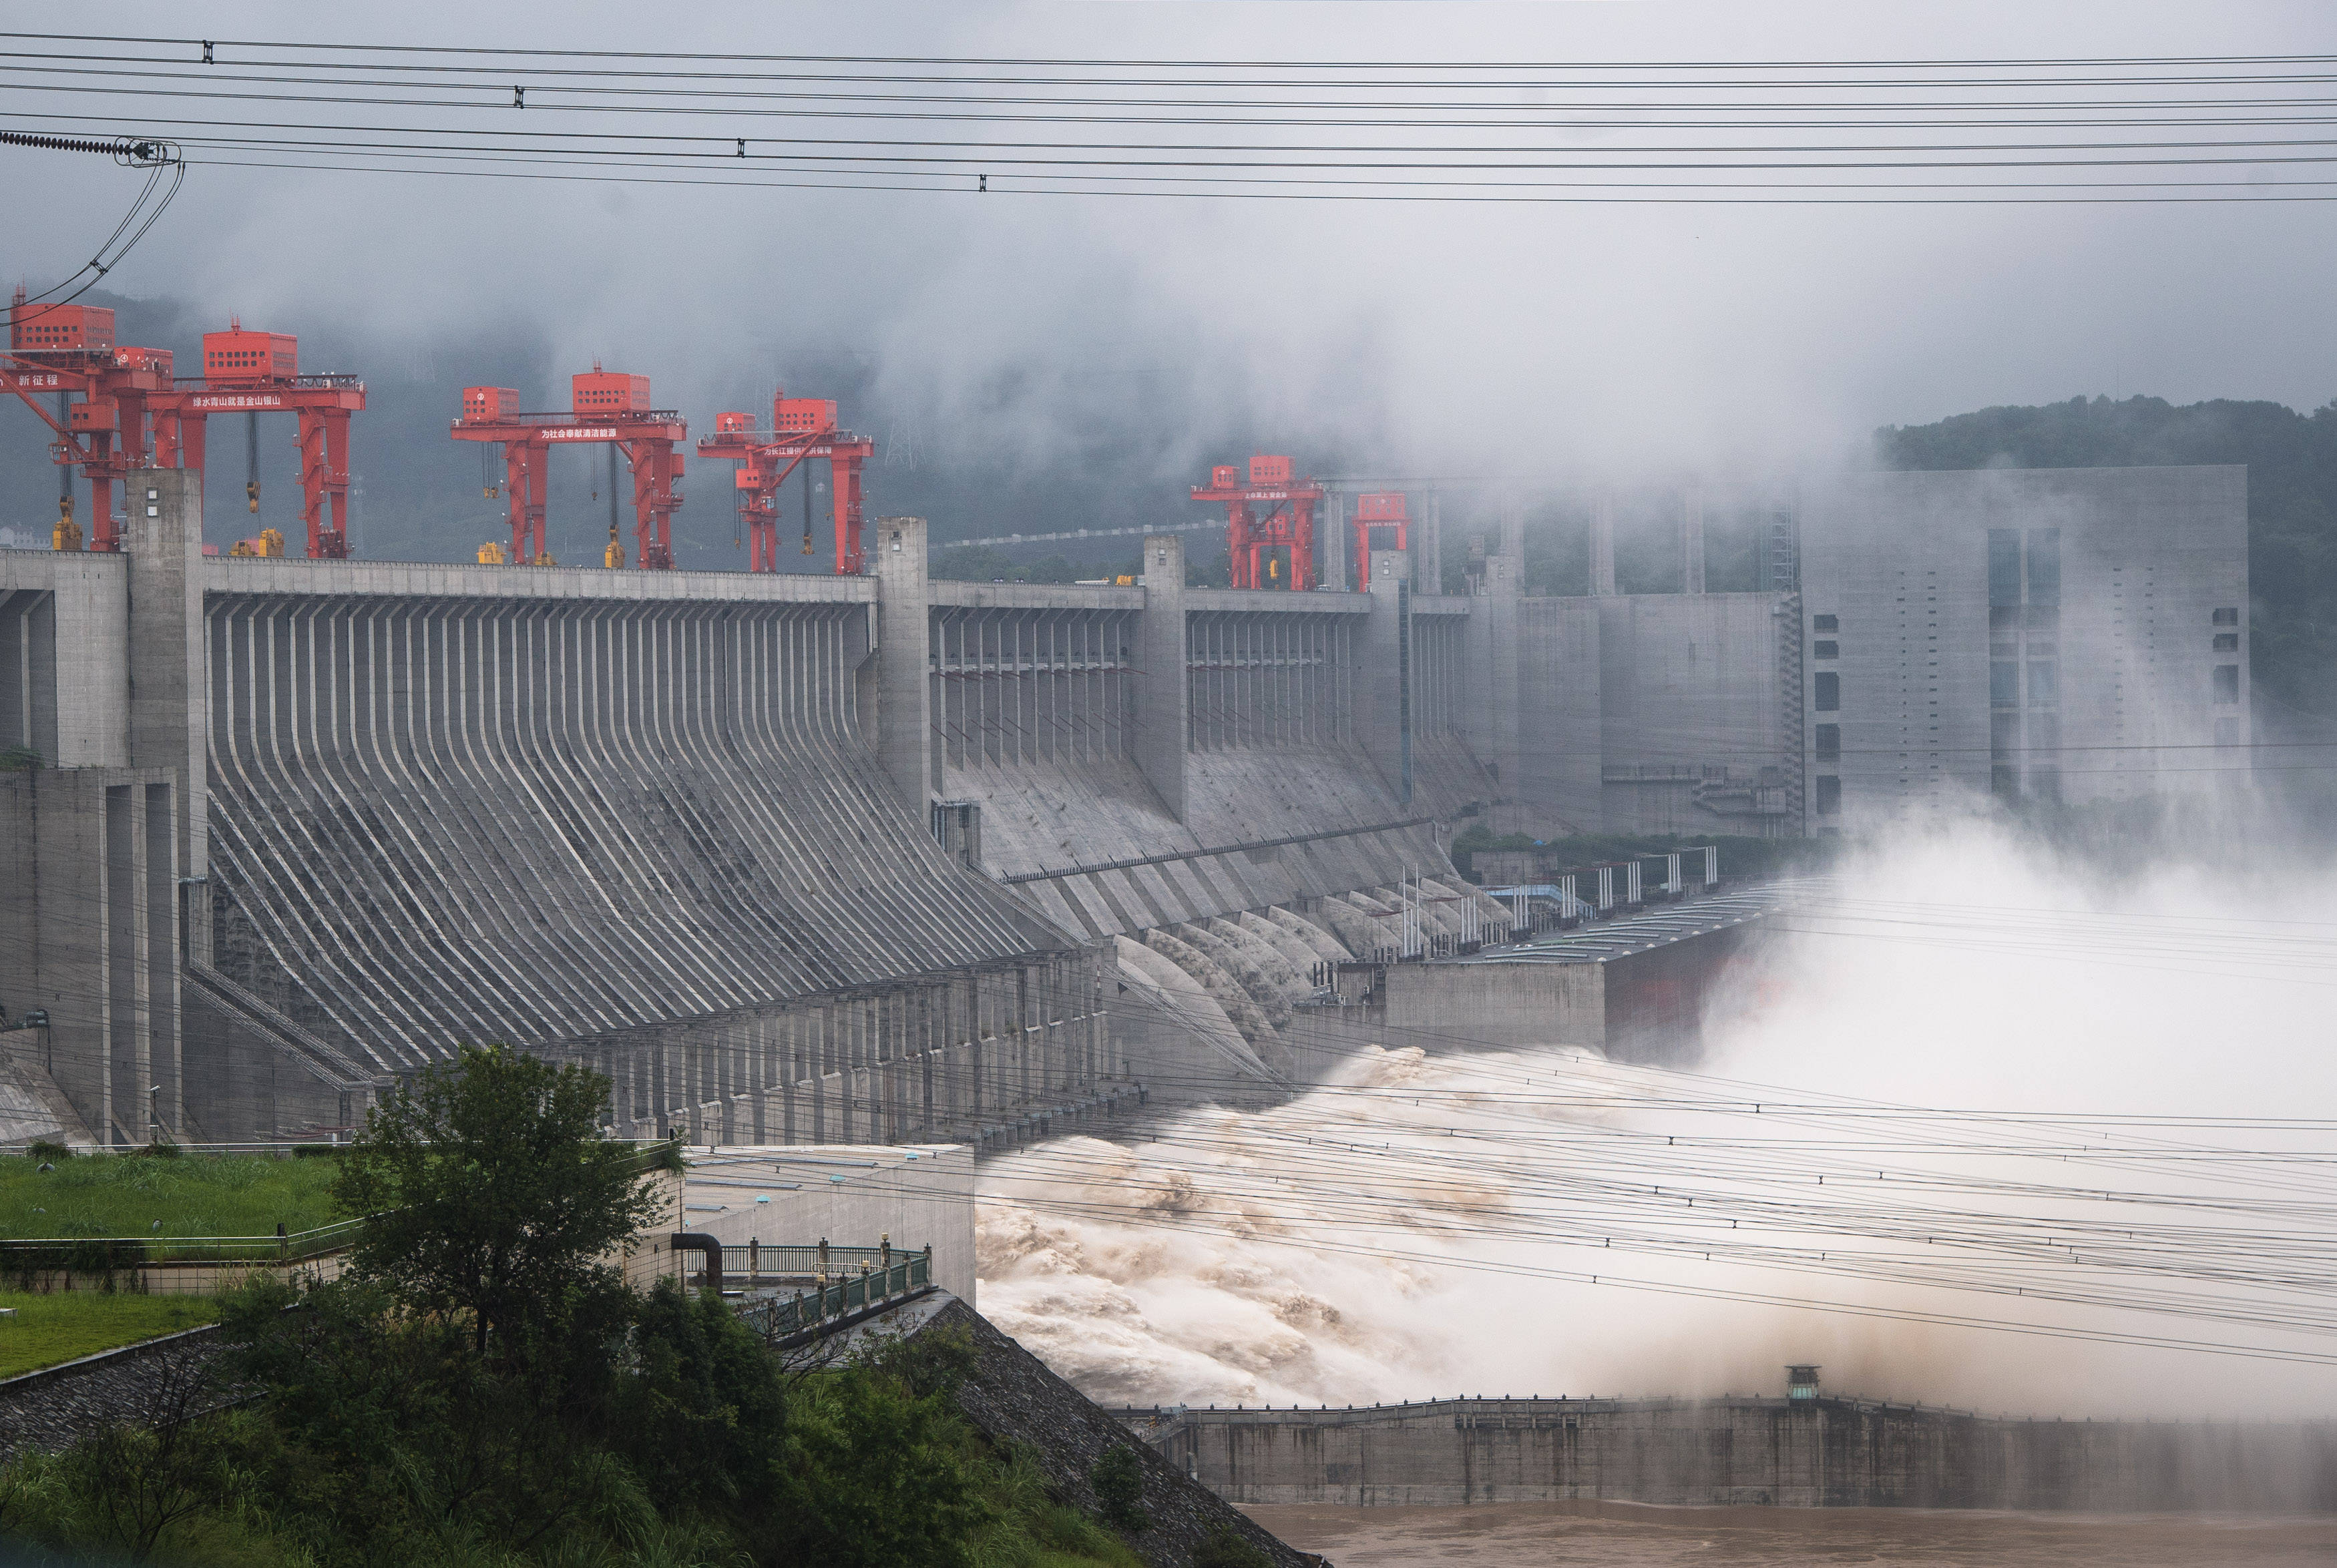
0 459 2250 1149
1 474 1528 1144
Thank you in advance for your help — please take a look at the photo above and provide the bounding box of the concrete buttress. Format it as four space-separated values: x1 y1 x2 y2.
871 516 938 805
126 469 206 966
1359 547 1413 808
1135 532 1189 821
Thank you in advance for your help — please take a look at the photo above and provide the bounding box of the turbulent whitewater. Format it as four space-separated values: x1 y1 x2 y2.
976 812 2337 1420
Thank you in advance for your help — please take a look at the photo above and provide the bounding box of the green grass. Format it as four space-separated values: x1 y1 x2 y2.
0 1153 343 1241
0 1290 219 1377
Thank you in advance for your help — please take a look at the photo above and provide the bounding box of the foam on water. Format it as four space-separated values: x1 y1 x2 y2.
978 807 2337 1418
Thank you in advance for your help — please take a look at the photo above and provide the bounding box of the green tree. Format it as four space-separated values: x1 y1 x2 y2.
780 1364 991 1568
1088 1446 1148 1535
332 1044 666 1358
615 1277 791 1515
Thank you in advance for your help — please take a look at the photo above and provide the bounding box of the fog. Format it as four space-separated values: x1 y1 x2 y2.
9 0 2335 1426
5 0 2336 543
978 801 2337 1419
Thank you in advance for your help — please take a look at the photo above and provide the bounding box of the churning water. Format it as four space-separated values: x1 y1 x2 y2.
976 810 2337 1420
1242 1501 2337 1567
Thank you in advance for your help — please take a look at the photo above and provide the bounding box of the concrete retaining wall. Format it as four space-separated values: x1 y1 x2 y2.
1377 922 1756 1063
1130 1396 2337 1511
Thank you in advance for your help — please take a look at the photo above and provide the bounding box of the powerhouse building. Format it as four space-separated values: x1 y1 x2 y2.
1796 466 2249 829
1502 464 2250 837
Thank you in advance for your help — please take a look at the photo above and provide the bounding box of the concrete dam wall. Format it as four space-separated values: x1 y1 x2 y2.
923 543 1492 942
0 483 1530 1143
204 569 1070 1072
1128 1396 2337 1512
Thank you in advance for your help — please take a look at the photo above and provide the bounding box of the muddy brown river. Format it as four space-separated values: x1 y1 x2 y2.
1243 1501 2337 1565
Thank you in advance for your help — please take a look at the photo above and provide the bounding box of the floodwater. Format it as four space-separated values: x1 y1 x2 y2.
1242 1501 2337 1565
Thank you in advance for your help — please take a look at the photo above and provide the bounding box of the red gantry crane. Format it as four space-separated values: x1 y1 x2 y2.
695 388 875 574
1191 454 1325 590
1 292 369 558
1 291 172 551
450 365 687 568
150 318 367 559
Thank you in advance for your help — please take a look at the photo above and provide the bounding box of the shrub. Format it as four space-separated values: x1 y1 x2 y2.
1192 1526 1273 1568
1089 1446 1148 1534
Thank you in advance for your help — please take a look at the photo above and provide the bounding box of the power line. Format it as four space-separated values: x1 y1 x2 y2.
17 35 2337 73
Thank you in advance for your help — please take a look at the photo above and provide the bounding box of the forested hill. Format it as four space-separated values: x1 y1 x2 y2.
1875 396 2337 726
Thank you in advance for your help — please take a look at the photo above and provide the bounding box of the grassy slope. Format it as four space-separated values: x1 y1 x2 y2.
0 1291 218 1377
0 1155 342 1240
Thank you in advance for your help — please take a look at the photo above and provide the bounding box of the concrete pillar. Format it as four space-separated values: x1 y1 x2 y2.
1591 489 1617 597
1135 533 1189 821
1499 491 1526 566
126 468 206 963
869 516 937 806
1421 491 1443 594
33 773 109 1138
1462 550 1523 819
105 782 146 1145
1682 485 1707 595
1360 547 1414 808
966 973 986 1117
1321 491 1348 591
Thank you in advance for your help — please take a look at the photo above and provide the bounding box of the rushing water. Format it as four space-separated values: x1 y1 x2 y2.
1242 1502 2337 1566
975 813 2337 1420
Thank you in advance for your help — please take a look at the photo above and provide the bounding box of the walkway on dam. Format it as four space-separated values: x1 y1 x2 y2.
1460 877 1832 967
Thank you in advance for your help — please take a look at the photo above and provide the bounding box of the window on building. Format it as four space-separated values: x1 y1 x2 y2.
1815 724 1840 760
1992 711 2020 758
2026 660 2057 706
1990 660 2019 708
2026 528 2061 607
1814 640 1838 660
1812 613 1839 633
1814 672 1840 712
1816 775 1842 814
2025 605 2060 631
2027 711 2060 753
2213 632 2239 652
1988 529 2023 608
2213 665 2240 704
2212 607 2240 627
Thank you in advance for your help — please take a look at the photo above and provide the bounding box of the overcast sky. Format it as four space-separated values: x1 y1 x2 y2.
5 1 2335 491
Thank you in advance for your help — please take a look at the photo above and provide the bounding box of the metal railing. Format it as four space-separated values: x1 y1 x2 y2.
709 1241 898 1283
0 1216 365 1274
733 1247 933 1343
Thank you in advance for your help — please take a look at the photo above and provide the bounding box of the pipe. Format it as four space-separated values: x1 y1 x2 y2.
670 1232 722 1294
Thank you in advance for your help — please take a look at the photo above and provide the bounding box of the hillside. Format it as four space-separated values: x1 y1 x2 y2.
1876 396 2337 725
